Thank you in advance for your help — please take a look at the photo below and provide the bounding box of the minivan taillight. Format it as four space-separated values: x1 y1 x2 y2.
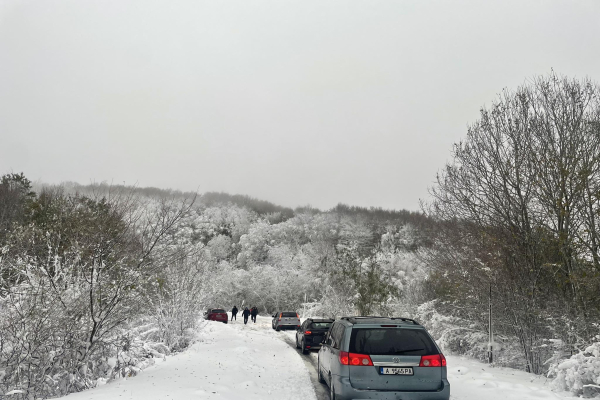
278 313 282 321
339 351 373 366
419 354 446 367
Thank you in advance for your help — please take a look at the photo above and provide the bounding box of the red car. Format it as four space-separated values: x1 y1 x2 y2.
205 308 228 323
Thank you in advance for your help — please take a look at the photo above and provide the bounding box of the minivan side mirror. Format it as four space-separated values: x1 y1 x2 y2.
272 314 276 317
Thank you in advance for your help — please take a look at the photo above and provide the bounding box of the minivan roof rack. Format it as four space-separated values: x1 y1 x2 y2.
340 316 420 325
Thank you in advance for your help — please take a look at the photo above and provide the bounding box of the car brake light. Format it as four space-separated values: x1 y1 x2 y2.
278 313 282 321
296 313 299 319
339 351 373 366
419 354 446 367
339 351 349 365
305 330 312 335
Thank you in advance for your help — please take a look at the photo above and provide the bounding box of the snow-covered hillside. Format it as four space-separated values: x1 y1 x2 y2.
61 316 577 400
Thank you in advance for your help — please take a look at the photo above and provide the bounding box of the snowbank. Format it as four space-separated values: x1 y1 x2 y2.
447 354 578 400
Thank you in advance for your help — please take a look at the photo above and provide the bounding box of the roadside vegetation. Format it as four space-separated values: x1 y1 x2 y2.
423 73 600 396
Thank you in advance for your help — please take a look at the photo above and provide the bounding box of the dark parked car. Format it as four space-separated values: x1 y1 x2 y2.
296 318 333 354
204 308 228 324
271 311 300 331
318 316 450 400
296 318 334 354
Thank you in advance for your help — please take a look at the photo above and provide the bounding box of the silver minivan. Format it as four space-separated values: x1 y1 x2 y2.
318 316 450 400
272 311 301 331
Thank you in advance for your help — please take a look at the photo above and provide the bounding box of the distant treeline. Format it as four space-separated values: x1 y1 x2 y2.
53 182 429 229
200 192 295 220
56 182 297 219
332 203 435 240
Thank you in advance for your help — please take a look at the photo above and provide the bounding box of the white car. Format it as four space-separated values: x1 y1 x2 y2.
271 311 300 331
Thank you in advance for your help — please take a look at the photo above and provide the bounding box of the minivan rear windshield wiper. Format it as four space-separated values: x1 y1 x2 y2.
393 348 425 354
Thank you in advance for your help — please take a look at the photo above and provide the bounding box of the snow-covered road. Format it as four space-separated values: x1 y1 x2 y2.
64 316 577 400
65 316 316 400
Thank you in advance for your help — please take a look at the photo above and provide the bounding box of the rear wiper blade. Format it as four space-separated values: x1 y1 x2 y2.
393 348 425 354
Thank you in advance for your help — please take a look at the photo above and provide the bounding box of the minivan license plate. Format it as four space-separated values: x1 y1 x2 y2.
380 367 413 375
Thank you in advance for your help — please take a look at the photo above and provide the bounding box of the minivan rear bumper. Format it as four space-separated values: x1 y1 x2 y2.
334 376 450 400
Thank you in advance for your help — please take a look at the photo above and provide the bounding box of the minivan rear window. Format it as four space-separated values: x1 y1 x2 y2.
349 328 438 356
212 309 226 313
281 312 297 317
310 322 333 329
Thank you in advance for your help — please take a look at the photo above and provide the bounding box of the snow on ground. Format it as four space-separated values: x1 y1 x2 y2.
446 356 577 400
64 315 316 400
63 314 579 400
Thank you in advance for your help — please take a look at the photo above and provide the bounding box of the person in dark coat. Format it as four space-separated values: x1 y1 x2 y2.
250 306 258 323
242 307 251 324
231 306 238 321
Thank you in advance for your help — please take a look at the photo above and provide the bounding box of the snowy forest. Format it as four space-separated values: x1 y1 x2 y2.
1 73 600 398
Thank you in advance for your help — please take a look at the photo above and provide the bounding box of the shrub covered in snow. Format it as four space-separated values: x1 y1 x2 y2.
415 300 526 370
0 187 198 399
549 341 600 398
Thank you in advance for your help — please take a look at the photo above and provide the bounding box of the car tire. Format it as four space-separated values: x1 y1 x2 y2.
301 339 308 354
295 335 300 349
276 325 280 332
317 356 325 384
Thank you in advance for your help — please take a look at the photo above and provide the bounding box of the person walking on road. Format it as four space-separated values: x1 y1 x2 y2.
250 306 258 323
231 305 238 321
242 307 251 325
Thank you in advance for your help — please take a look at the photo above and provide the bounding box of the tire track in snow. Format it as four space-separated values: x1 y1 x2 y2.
278 332 330 400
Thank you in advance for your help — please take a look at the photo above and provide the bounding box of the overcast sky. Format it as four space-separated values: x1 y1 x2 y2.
1 0 599 211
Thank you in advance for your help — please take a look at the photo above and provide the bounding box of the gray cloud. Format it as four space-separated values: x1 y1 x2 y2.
1 0 599 210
